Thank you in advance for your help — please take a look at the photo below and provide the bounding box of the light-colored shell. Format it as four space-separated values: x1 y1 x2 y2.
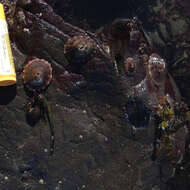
23 58 52 92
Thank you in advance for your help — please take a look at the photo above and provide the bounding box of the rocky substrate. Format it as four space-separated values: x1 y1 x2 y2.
0 0 189 190
0 44 166 190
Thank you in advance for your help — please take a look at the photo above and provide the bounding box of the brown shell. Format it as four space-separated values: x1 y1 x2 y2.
64 35 95 65
23 58 52 92
64 35 95 53
124 57 136 73
148 53 166 83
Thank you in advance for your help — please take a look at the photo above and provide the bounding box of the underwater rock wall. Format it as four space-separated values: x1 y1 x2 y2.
0 0 189 190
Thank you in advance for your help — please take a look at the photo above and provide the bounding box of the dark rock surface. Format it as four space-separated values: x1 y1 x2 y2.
0 44 163 190
0 0 189 190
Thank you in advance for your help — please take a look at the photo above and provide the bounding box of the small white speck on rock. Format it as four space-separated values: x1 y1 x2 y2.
83 110 87 114
39 179 44 184
23 28 30 33
81 184 86 189
79 135 83 140
44 148 48 153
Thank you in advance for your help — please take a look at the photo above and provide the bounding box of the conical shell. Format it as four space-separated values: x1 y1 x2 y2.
23 58 52 92
64 35 95 65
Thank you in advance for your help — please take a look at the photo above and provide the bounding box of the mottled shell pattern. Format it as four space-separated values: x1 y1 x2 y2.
148 53 166 81
124 57 136 74
23 58 52 92
148 53 166 69
64 35 95 65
